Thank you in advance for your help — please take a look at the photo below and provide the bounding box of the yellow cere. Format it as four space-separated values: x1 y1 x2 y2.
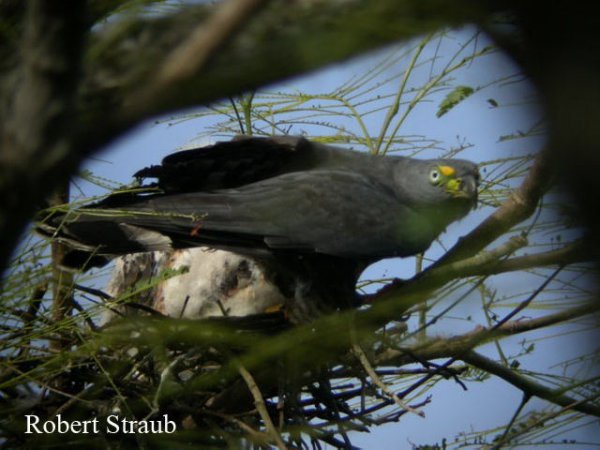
439 165 455 177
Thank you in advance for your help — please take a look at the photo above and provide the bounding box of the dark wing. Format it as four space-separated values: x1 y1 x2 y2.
134 135 325 193
53 170 431 264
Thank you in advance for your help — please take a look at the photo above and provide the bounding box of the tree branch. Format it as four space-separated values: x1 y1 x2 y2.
398 235 528 296
352 343 425 417
0 0 86 273
74 0 500 157
373 300 600 418
376 300 600 368
467 240 589 276
238 364 287 450
132 0 270 117
462 351 600 418
199 298 598 416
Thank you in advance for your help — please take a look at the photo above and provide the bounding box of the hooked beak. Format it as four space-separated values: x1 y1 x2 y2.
447 174 478 206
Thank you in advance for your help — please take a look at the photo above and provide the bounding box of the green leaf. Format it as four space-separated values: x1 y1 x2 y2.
436 85 474 117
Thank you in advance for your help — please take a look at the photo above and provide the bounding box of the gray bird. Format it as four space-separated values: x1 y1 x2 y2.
39 136 479 321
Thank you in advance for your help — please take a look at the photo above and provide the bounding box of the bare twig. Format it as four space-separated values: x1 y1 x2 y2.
491 300 600 335
352 344 425 417
374 282 598 416
485 266 563 332
404 235 529 295
462 351 600 418
73 283 113 300
488 392 600 450
152 353 187 412
415 253 427 341
197 408 268 441
491 393 531 450
70 299 98 332
364 236 527 317
49 182 75 380
238 364 287 450
11 281 48 357
131 0 269 116
471 240 589 275
158 0 267 82
377 299 599 368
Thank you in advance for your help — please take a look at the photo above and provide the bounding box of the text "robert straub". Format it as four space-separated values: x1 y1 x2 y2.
25 414 176 434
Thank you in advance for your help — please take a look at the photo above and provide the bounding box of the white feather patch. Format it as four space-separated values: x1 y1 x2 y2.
119 223 172 251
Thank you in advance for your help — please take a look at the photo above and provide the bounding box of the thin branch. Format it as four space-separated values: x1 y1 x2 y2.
364 236 527 318
485 265 562 332
405 234 528 295
492 393 531 450
131 0 270 116
487 298 597 345
70 299 98 332
415 252 427 341
15 281 47 357
490 300 600 337
229 96 245 134
197 408 269 441
469 240 589 277
152 353 187 412
373 291 599 417
73 283 166 318
73 283 113 300
462 351 600 418
374 35 431 154
376 299 600 368
50 181 74 354
352 344 425 417
238 364 287 450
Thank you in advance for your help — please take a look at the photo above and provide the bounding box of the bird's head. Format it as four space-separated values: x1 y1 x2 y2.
394 157 479 221
427 160 479 205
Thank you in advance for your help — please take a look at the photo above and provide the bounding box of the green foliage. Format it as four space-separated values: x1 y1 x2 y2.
436 85 474 117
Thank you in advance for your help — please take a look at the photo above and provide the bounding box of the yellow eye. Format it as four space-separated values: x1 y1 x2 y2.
429 169 440 184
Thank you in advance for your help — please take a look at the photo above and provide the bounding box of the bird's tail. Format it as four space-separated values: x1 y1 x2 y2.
36 205 176 269
35 191 270 270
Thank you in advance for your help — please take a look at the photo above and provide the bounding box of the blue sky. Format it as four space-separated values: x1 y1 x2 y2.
76 27 598 449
